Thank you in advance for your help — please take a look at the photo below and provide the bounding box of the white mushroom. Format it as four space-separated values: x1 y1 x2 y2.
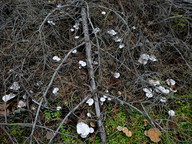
155 86 170 94
114 72 120 78
2 93 16 102
17 100 26 108
114 37 123 42
86 98 94 106
53 56 61 62
100 97 106 102
160 97 167 103
166 79 176 86
56 106 62 111
107 29 117 36
149 55 157 62
72 49 77 54
138 54 150 65
79 60 87 67
149 79 160 86
76 122 91 138
168 110 175 117
119 44 125 49
10 82 20 91
87 113 91 117
52 88 59 95
143 88 153 98
101 11 106 15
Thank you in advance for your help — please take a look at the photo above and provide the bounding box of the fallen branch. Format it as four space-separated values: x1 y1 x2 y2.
81 7 107 143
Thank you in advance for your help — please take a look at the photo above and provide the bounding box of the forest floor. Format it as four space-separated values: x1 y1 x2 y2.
0 0 192 143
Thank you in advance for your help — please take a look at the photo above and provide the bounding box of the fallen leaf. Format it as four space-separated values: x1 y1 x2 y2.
145 128 162 143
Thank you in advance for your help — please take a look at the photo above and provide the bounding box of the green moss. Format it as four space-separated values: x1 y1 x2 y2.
45 110 61 120
104 104 151 144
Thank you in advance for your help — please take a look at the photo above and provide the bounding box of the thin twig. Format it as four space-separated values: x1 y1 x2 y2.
29 98 43 144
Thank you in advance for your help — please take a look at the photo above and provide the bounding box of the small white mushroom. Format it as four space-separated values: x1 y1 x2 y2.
2 93 16 102
52 88 59 95
70 28 75 32
89 127 94 133
73 23 80 30
100 97 106 102
74 36 80 39
56 106 62 111
114 37 123 42
101 11 106 15
53 56 61 62
79 60 87 67
107 29 117 36
107 97 112 101
160 97 167 103
17 100 26 108
148 79 160 86
166 79 176 86
119 44 125 49
138 54 150 65
57 4 62 8
143 88 153 98
86 98 94 106
72 49 77 54
149 55 157 62
114 72 120 79
76 122 91 138
132 26 136 30
87 113 91 117
10 82 20 91
155 86 170 94
168 110 175 117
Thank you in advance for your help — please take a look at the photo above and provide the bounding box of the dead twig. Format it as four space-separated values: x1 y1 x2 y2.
81 7 107 143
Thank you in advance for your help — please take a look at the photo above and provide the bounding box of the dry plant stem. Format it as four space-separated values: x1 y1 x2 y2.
48 95 91 144
29 98 43 144
81 7 107 143
42 42 85 105
141 103 156 127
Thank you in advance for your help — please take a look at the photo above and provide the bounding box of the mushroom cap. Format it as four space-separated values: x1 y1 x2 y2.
76 122 90 137
145 128 162 143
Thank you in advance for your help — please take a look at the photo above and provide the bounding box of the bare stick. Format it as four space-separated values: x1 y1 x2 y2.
48 95 91 144
29 98 43 144
81 7 107 143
